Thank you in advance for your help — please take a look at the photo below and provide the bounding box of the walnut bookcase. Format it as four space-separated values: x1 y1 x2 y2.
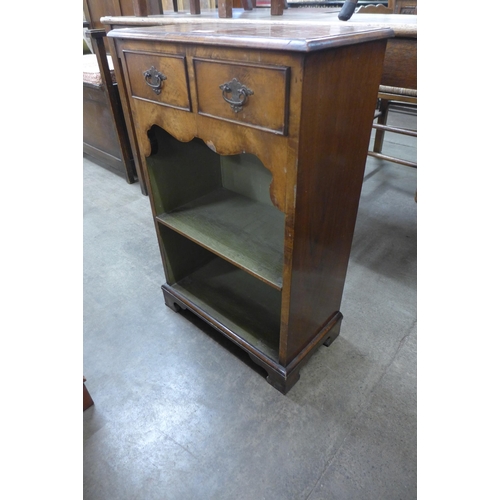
107 22 392 393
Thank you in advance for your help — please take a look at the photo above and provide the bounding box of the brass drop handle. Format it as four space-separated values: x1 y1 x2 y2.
143 66 166 95
219 78 254 113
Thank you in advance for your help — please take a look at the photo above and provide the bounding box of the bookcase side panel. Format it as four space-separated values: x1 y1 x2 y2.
285 40 388 364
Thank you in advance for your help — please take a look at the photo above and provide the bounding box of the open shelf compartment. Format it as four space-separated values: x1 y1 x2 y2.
147 125 286 290
163 243 282 362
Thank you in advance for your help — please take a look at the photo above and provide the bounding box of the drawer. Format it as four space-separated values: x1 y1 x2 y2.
193 58 290 136
122 50 191 111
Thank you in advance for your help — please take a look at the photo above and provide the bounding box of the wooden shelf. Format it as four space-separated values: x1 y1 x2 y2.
171 257 281 361
156 188 285 290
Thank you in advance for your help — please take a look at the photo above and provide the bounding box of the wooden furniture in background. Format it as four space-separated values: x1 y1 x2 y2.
371 86 416 168
83 377 94 411
358 1 417 15
83 0 163 193
335 0 417 16
353 11 417 167
84 0 163 30
356 4 393 14
221 0 285 17
392 0 416 14
107 22 392 393
83 28 137 182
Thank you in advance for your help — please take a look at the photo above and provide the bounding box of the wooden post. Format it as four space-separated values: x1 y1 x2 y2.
271 0 284 16
190 0 201 14
218 0 233 18
149 0 164 14
133 0 149 16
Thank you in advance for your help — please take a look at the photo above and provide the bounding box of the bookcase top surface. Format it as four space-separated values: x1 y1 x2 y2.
107 21 393 52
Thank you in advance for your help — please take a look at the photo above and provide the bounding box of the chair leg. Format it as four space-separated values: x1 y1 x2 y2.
218 0 232 18
271 0 285 15
83 377 94 411
373 98 389 153
189 0 201 14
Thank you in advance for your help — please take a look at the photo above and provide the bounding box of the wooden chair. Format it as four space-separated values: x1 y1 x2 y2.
356 6 417 169
370 86 416 168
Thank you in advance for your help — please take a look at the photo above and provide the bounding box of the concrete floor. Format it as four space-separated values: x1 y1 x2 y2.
83 107 417 500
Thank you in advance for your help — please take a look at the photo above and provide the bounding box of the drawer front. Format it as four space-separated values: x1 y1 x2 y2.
123 50 191 111
193 58 290 135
